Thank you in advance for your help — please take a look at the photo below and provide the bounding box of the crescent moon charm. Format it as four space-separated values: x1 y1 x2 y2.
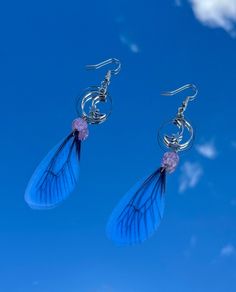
77 86 112 124
158 118 194 152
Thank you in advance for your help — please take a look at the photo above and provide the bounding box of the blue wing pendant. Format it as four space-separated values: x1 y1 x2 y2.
25 131 81 209
107 168 166 245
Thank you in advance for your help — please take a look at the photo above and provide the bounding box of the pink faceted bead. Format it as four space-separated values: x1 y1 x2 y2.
161 151 179 173
72 118 89 141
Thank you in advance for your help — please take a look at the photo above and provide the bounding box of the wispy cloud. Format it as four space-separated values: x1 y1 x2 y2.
230 199 236 206
120 35 140 53
184 235 197 257
175 0 182 6
190 235 197 247
196 141 217 159
179 161 203 193
220 244 236 257
231 141 236 149
188 0 236 36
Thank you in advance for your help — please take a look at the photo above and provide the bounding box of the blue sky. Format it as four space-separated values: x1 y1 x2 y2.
1 0 236 291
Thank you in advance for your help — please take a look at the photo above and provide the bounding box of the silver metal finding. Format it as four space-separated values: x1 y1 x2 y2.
158 84 198 152
78 58 121 124
85 58 121 75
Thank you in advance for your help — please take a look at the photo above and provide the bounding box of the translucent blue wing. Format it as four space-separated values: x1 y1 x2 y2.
25 131 81 209
107 168 166 245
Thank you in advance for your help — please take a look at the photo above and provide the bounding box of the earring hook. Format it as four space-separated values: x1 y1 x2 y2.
161 84 198 100
161 84 198 119
158 84 198 152
85 58 121 75
78 58 121 125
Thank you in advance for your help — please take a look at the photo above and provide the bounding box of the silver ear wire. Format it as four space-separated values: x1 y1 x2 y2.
85 58 121 75
158 84 198 152
77 58 121 125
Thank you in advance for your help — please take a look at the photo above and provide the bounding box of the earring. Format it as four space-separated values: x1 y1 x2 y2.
25 58 121 209
107 84 198 245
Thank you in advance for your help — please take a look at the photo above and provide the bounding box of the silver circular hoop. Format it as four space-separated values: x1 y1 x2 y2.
158 118 194 152
76 87 112 124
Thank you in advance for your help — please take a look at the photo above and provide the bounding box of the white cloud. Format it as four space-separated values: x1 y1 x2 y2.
220 244 236 257
189 0 236 36
120 35 140 53
196 141 217 159
179 161 203 193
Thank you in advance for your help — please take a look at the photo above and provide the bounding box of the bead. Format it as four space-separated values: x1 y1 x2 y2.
72 118 89 141
161 151 179 173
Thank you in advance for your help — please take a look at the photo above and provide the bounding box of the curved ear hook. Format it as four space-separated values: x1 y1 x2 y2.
161 84 198 101
78 58 121 125
85 58 121 75
158 84 198 152
161 84 198 119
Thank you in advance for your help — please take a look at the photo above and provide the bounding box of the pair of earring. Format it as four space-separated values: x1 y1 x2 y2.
25 58 198 245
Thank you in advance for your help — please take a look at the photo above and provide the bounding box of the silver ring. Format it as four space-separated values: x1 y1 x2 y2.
158 118 194 152
76 87 112 124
